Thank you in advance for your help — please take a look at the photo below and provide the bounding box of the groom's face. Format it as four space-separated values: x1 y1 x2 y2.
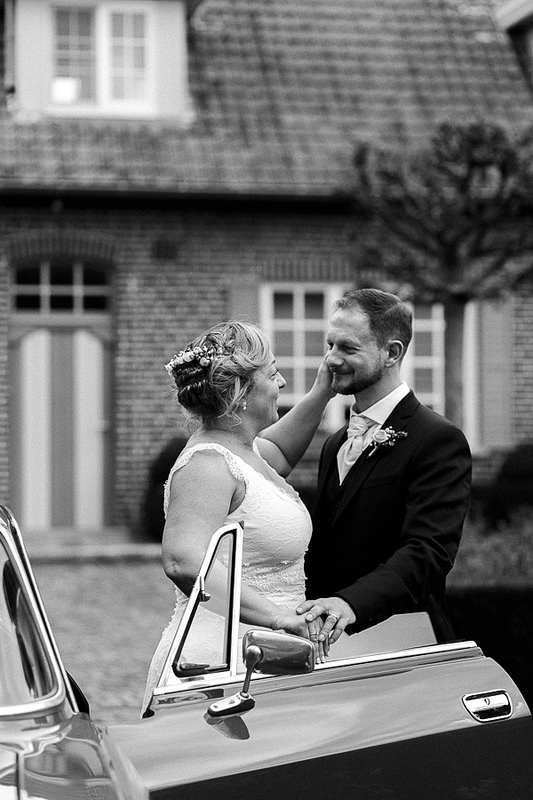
325 307 388 396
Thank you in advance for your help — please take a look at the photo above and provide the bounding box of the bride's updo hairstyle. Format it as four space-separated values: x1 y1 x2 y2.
165 321 271 426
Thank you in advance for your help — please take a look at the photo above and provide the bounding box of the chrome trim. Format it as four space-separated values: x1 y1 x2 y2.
157 523 244 691
314 640 483 670
463 690 513 723
150 638 484 709
0 505 71 719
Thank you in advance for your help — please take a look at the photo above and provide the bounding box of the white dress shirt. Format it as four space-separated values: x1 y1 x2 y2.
337 382 410 482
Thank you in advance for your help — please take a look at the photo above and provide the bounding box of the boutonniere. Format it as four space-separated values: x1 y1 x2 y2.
367 427 408 457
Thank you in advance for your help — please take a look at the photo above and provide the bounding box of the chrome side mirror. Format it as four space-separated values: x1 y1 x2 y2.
207 630 315 717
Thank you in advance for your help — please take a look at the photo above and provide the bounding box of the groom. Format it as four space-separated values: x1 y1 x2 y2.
298 288 471 644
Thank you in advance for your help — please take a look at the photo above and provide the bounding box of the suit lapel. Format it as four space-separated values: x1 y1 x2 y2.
322 426 347 478
329 391 420 525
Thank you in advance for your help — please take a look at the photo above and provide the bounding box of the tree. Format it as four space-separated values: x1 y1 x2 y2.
351 120 533 426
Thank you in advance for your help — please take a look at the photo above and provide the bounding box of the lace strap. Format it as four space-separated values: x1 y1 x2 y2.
163 443 248 515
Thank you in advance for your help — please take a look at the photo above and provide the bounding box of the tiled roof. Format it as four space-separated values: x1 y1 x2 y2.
0 0 532 197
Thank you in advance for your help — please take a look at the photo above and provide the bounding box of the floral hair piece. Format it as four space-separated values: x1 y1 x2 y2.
165 345 226 375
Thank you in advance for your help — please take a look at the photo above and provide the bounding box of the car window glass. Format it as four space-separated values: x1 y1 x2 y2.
0 539 56 705
173 533 235 677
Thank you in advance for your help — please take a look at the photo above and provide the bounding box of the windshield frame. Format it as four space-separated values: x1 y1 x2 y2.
0 506 68 719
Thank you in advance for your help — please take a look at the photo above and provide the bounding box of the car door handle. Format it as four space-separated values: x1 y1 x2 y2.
462 691 512 722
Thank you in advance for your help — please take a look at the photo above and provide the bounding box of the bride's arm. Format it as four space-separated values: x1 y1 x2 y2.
257 357 335 477
161 453 312 636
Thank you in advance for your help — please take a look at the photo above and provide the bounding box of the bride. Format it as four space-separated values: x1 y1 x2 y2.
142 320 334 715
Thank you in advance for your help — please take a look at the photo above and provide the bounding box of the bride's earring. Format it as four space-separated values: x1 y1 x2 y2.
241 400 247 411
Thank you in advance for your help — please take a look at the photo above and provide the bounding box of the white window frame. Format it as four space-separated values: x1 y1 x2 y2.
403 304 445 416
11 259 111 319
260 283 351 432
260 284 455 433
49 1 155 117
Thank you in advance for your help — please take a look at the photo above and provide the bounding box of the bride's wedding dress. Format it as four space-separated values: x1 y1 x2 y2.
141 443 312 715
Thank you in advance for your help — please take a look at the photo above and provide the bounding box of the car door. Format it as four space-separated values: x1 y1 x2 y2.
115 523 533 800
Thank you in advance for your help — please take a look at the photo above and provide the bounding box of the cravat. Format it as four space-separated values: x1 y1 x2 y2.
337 414 372 483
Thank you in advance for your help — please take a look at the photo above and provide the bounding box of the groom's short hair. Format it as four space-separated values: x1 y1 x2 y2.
335 288 413 352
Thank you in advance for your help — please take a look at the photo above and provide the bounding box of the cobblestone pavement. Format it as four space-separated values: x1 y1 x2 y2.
32 554 175 725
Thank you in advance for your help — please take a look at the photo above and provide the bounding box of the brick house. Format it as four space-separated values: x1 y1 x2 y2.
0 0 532 544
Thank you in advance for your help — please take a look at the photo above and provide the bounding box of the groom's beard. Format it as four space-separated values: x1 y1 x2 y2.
331 363 385 396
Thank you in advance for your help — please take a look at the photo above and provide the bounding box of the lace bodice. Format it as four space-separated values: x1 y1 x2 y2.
164 442 312 605
142 442 312 715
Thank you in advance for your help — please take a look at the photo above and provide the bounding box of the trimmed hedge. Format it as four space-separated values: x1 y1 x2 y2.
448 515 533 711
450 513 533 585
448 587 533 711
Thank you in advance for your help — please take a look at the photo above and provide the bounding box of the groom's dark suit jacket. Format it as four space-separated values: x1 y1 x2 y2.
306 391 472 642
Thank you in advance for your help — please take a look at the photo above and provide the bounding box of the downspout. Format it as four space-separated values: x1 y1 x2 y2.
3 0 16 109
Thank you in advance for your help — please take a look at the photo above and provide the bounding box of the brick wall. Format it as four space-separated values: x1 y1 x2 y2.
1 200 532 538
0 254 9 495
0 200 353 535
514 290 533 444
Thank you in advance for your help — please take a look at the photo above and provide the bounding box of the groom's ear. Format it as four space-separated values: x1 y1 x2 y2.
385 339 404 366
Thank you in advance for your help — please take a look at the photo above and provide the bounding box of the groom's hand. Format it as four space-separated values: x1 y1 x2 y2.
296 597 355 644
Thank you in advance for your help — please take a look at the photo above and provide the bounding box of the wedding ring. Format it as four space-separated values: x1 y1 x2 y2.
327 613 339 623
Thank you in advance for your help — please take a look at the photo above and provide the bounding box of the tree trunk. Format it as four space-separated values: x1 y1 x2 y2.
443 297 465 428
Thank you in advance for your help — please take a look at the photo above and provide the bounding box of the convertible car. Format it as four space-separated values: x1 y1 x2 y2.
1 503 532 799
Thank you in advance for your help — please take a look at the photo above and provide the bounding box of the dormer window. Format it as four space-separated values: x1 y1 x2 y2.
52 5 152 113
495 2 533 91
507 24 533 90
11 0 193 121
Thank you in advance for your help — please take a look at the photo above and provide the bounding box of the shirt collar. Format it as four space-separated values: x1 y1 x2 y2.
352 382 410 426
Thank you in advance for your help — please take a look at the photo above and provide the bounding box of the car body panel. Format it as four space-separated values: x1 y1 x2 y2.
0 712 147 800
144 720 533 800
109 652 533 796
1 507 532 800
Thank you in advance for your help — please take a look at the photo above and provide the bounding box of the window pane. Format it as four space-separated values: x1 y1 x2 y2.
56 10 70 37
15 267 40 285
54 9 95 102
133 76 146 97
274 331 293 356
112 76 125 99
304 293 324 319
0 542 56 705
273 293 293 319
134 45 145 70
414 368 434 393
414 304 433 320
112 45 125 70
110 12 147 101
413 331 433 357
78 10 93 37
50 296 74 311
111 13 124 38
280 368 294 393
83 266 108 286
50 265 73 286
174 532 234 676
305 368 319 392
133 14 145 37
15 295 40 311
305 331 325 357
84 295 108 311
13 260 110 315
